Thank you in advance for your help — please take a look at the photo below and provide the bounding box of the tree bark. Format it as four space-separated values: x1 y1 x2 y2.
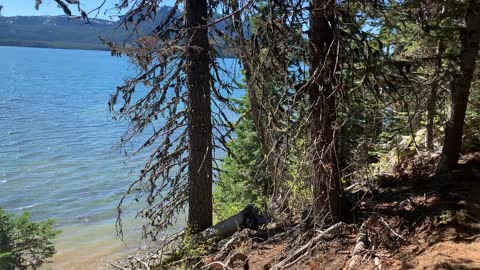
185 0 213 233
441 0 480 171
309 0 343 224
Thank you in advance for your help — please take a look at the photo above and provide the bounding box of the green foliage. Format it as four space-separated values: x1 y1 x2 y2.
160 228 214 270
214 96 269 221
282 138 313 210
435 209 468 226
0 208 60 270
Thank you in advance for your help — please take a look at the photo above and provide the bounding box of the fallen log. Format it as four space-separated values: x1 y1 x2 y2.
198 205 267 242
270 222 345 269
157 206 265 268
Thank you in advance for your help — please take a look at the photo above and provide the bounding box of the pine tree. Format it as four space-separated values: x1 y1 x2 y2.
185 0 213 232
441 0 480 171
309 0 344 224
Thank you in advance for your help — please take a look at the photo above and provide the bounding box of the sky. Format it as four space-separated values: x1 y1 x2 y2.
0 0 176 19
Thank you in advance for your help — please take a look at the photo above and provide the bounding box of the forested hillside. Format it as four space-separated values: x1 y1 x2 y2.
0 5 235 52
0 5 174 50
0 15 118 50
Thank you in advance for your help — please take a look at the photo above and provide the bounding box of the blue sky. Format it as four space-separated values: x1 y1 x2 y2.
0 0 176 19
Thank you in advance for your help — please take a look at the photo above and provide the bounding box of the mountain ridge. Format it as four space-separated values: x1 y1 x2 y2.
0 15 125 50
0 5 177 51
0 8 234 55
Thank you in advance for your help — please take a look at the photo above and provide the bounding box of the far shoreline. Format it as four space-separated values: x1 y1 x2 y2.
0 43 236 58
0 43 110 52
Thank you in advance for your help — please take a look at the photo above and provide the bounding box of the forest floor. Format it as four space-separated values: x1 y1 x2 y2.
229 172 480 270
110 153 480 270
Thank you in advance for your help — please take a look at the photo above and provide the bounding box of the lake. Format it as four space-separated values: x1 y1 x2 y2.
0 46 240 269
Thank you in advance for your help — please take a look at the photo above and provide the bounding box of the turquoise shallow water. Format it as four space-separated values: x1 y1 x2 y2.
0 46 161 268
0 46 140 225
0 46 241 268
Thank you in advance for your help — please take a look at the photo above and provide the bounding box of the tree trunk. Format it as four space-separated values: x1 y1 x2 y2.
309 0 343 225
441 0 480 171
185 0 213 233
426 41 444 151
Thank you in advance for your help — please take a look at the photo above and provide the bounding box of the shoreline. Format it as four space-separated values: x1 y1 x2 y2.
48 216 145 270
0 43 110 52
47 215 186 270
0 44 237 57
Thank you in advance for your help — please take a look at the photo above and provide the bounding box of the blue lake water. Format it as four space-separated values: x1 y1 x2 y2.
0 46 241 269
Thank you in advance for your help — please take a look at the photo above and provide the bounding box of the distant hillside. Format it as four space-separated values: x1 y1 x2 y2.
0 15 120 50
0 6 173 51
0 7 236 55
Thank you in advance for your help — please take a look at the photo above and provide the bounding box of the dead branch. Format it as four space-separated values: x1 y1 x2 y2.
347 221 368 270
270 222 345 269
214 236 241 260
378 217 406 241
133 256 151 270
281 250 312 269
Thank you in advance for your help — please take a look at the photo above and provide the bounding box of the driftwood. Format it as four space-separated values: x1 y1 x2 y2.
270 222 345 269
198 205 267 242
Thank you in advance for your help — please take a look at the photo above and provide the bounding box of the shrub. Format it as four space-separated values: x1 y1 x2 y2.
0 208 60 270
213 96 269 221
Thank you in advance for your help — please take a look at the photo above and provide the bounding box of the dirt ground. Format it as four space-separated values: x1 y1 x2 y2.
210 163 480 270
238 222 480 270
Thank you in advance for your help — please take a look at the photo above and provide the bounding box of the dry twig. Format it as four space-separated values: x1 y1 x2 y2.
270 222 345 269
378 217 406 241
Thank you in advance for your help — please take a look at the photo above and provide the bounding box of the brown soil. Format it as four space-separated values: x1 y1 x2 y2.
203 162 480 270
